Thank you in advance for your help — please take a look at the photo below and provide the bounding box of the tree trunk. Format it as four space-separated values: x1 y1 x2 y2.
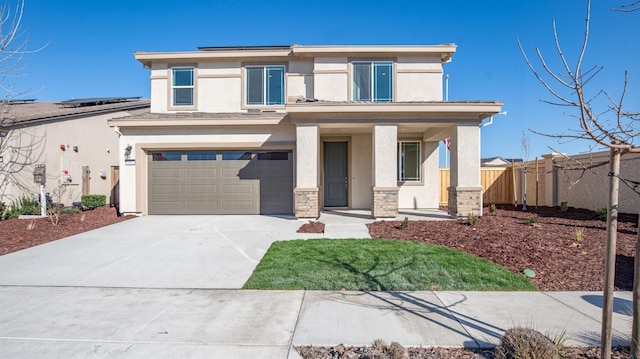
601 148 620 359
632 208 640 358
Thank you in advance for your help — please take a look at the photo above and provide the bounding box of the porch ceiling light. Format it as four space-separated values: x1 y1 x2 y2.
0 129 7 138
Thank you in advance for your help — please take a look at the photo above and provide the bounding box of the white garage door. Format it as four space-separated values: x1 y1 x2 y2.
148 150 293 215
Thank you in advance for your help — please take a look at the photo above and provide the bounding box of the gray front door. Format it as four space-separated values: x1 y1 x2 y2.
324 142 347 207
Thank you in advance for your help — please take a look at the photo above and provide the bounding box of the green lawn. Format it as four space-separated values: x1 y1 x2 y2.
243 238 537 291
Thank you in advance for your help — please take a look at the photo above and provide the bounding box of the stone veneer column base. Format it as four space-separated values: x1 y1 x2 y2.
448 186 483 217
372 187 399 218
294 187 320 219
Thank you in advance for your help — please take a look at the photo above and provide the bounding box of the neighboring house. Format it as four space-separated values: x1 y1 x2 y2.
109 45 502 218
481 157 522 167
0 98 150 208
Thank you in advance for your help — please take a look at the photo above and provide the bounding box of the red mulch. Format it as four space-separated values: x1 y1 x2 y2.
297 221 325 233
368 205 638 292
296 344 631 358
0 206 134 256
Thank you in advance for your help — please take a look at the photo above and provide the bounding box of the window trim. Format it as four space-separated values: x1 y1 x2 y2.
397 141 421 182
352 60 394 102
244 64 286 107
169 66 196 110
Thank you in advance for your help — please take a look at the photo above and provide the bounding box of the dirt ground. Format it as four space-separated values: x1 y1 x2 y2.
0 206 133 256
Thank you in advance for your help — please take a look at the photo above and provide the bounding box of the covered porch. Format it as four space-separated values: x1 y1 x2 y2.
287 101 503 219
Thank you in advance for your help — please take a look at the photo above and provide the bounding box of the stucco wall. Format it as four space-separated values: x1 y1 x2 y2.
313 57 349 101
398 141 440 208
1 112 124 206
150 63 168 113
554 151 640 214
395 56 443 101
350 134 373 209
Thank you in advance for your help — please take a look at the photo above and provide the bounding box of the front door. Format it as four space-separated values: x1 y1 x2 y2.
324 142 348 207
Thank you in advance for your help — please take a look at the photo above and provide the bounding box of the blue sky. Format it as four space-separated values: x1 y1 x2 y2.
13 0 640 161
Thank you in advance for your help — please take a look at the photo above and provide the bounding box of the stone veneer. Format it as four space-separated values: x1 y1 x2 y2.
372 187 399 218
294 187 319 219
448 186 483 217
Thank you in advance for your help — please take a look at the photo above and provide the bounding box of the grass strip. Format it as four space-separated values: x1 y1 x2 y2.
243 238 537 291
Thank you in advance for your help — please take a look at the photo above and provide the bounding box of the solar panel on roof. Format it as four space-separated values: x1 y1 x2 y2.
57 97 141 108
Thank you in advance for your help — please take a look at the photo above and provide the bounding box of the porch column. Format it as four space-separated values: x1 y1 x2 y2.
372 124 398 218
448 123 482 217
294 124 320 218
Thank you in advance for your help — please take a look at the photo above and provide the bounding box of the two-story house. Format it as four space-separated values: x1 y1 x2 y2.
109 45 502 218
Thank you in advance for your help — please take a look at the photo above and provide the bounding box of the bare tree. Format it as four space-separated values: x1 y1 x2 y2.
0 0 46 203
517 1 639 358
520 132 531 210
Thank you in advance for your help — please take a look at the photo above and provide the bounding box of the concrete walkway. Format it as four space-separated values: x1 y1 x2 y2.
0 211 633 358
0 288 632 358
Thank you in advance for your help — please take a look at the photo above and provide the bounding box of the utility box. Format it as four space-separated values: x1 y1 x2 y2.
34 164 46 184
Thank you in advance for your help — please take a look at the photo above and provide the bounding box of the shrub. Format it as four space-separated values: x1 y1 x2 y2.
400 217 409 229
488 204 497 214
573 227 585 244
371 339 408 359
63 207 80 214
595 207 607 221
81 194 106 210
4 196 40 220
496 327 562 359
467 213 478 226
0 201 5 220
559 201 568 212
524 214 539 226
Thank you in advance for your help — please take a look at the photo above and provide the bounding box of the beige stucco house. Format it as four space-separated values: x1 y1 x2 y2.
110 45 502 218
0 98 150 207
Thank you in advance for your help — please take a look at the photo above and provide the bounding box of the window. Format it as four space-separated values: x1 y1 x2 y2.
257 151 289 160
186 151 217 161
246 65 285 105
172 67 194 106
398 142 421 181
151 152 182 161
222 151 253 160
353 61 393 102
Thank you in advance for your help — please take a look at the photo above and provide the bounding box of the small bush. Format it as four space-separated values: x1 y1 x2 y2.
371 339 408 359
595 207 607 221
559 201 568 212
4 196 40 220
400 217 409 229
63 207 80 214
81 194 106 210
0 201 5 220
488 204 497 214
467 213 478 226
496 327 562 359
573 227 585 244
524 214 539 226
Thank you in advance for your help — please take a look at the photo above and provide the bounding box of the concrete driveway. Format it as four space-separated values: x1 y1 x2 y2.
0 215 323 289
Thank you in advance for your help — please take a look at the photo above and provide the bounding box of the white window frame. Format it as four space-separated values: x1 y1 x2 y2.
171 67 195 107
397 141 421 182
352 61 393 102
245 65 285 106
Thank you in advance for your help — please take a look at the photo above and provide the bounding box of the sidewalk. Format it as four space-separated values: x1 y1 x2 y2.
0 287 632 358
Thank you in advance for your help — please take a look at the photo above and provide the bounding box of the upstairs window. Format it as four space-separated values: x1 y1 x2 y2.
398 141 421 181
246 65 285 106
353 61 393 102
172 67 194 106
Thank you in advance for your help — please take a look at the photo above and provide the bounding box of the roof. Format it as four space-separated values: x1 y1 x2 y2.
134 44 457 68
481 157 523 166
1 98 150 125
108 110 289 127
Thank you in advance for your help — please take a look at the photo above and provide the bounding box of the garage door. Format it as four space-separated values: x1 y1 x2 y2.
148 150 293 214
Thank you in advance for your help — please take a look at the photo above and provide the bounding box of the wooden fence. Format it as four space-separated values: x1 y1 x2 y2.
439 168 515 205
